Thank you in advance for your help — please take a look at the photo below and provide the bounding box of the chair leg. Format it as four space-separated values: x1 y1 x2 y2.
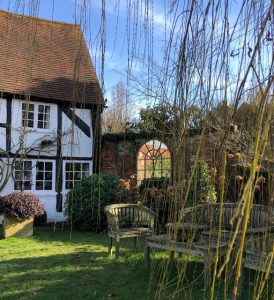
133 237 137 252
145 244 151 270
108 237 113 256
115 238 120 260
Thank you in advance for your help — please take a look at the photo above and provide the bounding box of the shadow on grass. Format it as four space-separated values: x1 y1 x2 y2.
0 226 272 300
0 251 207 300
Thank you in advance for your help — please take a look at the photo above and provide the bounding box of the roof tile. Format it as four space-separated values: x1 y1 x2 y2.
0 10 103 105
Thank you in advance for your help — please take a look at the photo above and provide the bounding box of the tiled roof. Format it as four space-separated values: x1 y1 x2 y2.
0 10 103 105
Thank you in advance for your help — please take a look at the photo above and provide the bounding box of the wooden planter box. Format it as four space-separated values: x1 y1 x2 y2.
3 215 34 238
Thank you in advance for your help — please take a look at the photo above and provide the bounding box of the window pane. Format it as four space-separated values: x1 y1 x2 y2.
44 121 50 129
28 120 34 128
24 161 32 169
45 171 52 180
66 163 72 171
82 163 89 172
66 171 73 181
45 162 52 171
37 121 44 128
36 181 43 190
38 105 44 113
36 171 44 180
45 106 50 114
28 112 34 119
82 171 88 178
24 181 32 190
45 181 52 190
36 162 44 170
74 172 81 180
66 181 73 189
74 163 81 171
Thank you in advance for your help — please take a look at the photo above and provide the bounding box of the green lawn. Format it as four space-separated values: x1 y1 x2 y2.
0 226 271 300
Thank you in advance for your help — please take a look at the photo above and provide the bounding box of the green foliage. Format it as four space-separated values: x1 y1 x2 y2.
65 174 120 231
187 160 216 206
136 103 173 135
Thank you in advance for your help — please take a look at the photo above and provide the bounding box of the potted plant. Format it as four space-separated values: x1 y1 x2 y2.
0 191 44 238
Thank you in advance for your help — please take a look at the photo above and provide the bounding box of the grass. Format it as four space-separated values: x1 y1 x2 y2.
0 226 272 300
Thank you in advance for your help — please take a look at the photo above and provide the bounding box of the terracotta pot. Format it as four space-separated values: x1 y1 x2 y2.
3 215 34 238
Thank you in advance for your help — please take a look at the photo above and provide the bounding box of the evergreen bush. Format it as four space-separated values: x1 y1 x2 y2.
187 160 217 206
65 174 120 231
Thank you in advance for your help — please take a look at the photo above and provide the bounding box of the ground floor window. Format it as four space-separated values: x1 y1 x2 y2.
14 159 54 191
36 161 53 190
65 162 90 189
14 160 32 190
137 139 171 185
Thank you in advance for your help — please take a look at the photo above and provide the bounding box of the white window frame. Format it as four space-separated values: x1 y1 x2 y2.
64 161 91 190
37 104 51 129
22 102 35 128
14 160 33 190
35 161 54 191
14 159 55 192
21 102 51 131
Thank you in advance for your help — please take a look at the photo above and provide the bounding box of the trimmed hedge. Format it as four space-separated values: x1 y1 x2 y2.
65 174 120 231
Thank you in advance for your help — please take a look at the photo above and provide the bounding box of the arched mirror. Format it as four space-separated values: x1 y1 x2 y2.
137 139 171 185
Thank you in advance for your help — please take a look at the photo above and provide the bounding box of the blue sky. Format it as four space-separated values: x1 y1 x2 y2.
0 1 271 114
0 0 171 106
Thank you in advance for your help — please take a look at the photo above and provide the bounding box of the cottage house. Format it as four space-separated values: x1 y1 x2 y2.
0 11 103 222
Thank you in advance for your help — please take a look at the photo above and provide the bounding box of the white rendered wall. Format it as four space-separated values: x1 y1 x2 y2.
0 99 7 151
62 108 93 158
0 98 94 222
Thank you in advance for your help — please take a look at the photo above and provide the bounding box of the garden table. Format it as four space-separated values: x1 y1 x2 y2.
144 233 231 293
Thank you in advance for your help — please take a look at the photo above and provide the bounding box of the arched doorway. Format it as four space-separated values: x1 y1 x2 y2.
137 139 171 185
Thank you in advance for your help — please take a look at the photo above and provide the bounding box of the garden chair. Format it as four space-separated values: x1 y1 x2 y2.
104 204 156 259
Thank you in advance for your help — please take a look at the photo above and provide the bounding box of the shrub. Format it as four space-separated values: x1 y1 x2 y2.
65 174 120 231
0 191 44 221
187 160 217 206
139 177 170 192
115 177 139 203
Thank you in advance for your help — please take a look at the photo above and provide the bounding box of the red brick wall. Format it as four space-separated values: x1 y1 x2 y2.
100 134 216 181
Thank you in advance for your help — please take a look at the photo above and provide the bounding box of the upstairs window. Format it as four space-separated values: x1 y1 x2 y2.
65 162 90 189
38 105 50 129
21 102 51 129
22 103 34 128
137 140 171 185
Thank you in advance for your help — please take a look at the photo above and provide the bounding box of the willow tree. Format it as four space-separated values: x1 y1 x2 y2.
1 0 273 299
